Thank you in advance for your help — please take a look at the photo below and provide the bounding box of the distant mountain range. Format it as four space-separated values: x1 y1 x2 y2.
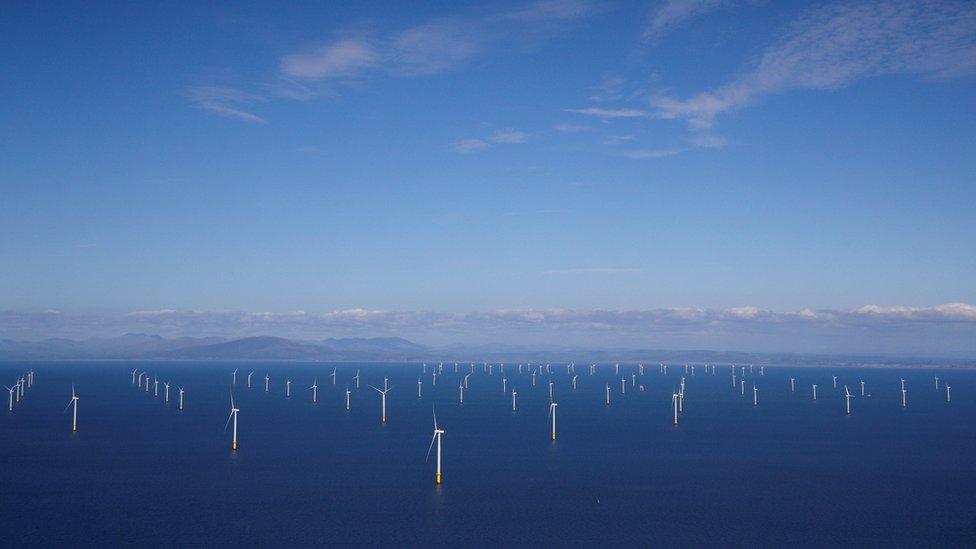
0 334 429 362
0 333 973 367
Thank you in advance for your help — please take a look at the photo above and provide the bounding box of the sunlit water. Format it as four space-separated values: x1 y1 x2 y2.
2 362 974 546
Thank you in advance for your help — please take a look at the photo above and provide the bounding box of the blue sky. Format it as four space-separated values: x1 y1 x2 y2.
1 1 975 352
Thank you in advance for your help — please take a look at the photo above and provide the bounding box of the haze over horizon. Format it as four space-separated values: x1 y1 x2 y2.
3 1 975 355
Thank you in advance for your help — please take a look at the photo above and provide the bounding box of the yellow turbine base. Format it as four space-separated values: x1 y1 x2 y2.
551 433 556 440
233 442 237 451
436 473 441 484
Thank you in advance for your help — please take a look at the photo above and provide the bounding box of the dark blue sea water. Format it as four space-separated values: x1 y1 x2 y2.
2 362 975 547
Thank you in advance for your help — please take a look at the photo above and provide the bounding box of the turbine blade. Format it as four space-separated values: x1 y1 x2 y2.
425 433 437 463
432 405 438 430
224 411 234 432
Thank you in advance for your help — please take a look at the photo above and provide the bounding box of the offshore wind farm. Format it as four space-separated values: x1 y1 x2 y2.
3 360 976 546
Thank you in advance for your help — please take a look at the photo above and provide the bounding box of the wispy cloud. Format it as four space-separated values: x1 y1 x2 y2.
565 107 651 118
620 147 685 159
651 0 976 128
454 128 528 153
279 1 594 90
453 138 490 153
489 129 528 144
280 38 379 80
185 85 265 123
644 0 738 41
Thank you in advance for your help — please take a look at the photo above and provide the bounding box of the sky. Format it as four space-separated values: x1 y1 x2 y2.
1 1 975 354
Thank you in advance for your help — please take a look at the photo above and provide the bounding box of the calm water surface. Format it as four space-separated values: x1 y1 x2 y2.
2 362 975 547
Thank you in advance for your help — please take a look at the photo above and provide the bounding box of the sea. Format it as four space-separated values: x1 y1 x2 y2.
2 361 975 547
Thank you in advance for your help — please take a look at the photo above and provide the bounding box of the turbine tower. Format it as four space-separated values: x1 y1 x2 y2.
345 385 351 410
65 384 79 431
224 389 239 451
425 407 445 485
548 402 558 440
178 386 185 411
844 385 853 415
309 378 318 404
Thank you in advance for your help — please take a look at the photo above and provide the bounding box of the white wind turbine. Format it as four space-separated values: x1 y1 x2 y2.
164 382 170 403
178 386 185 411
264 373 270 392
331 368 337 385
502 377 507 393
345 385 351 411
844 385 853 415
232 369 238 386
812 384 818 400
224 389 239 451
354 370 361 389
286 378 292 398
425 407 445 485
672 390 679 425
370 385 392 423
753 384 759 406
790 378 795 392
605 383 611 405
5 385 15 412
572 375 578 390
946 384 951 403
131 369 138 385
511 389 517 411
65 384 79 431
247 371 254 388
548 401 558 440
309 378 318 404
417 377 423 398
154 377 159 398
860 379 865 397
934 376 940 390
620 378 626 395
458 383 464 404
549 380 555 401
901 379 907 408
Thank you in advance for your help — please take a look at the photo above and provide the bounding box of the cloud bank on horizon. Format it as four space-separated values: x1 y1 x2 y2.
3 303 974 356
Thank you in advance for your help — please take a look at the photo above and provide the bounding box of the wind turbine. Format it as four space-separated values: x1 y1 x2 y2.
512 389 517 411
164 382 170 404
247 371 254 388
264 373 270 392
753 384 759 406
946 384 951 403
672 391 679 425
154 377 159 398
417 377 423 399
549 380 555 401
232 369 238 386
458 383 464 404
131 369 138 385
331 368 337 385
309 378 318 404
354 370 361 389
790 378 795 392
370 385 392 423
605 383 611 405
901 379 907 408
286 378 291 398
934 376 940 390
620 378 626 395
65 384 79 431
832 375 838 389
5 385 14 412
224 389 239 451
548 402 558 440
572 375 578 390
860 379 865 397
844 385 853 415
502 377 507 393
812 384 818 400
425 407 445 484
345 385 351 410
178 386 185 410
464 373 471 389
